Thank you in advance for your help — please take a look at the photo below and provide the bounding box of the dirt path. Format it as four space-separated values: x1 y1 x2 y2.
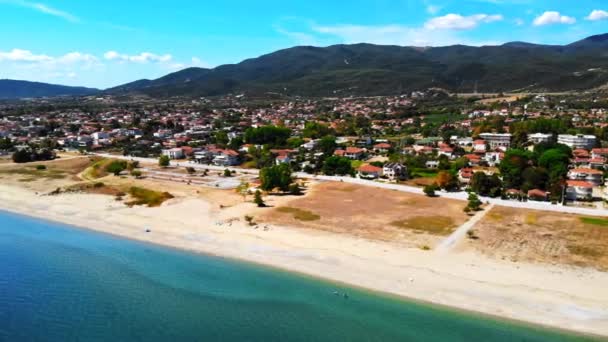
435 204 494 253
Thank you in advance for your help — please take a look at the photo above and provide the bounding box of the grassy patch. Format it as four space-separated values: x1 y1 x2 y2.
580 217 608 227
277 207 321 221
63 182 124 196
567 245 603 258
126 186 174 207
525 213 537 225
350 160 364 169
391 216 455 235
411 168 438 178
81 158 118 180
0 166 67 180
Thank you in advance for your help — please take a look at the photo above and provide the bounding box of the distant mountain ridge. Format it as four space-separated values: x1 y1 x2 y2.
0 80 98 100
105 33 608 97
7 34 608 100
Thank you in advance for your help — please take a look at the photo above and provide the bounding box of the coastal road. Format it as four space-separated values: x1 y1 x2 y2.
93 153 608 217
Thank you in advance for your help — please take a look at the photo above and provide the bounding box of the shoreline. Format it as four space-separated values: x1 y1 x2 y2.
1 184 608 338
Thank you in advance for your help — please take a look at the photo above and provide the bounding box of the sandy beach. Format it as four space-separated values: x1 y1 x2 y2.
1 183 608 337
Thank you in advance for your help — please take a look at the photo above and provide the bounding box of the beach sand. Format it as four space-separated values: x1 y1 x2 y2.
1 183 608 337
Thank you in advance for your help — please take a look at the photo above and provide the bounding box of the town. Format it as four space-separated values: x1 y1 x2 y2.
2 91 608 210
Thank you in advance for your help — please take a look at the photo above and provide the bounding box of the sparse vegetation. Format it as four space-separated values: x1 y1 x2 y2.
126 186 174 207
580 217 608 227
277 207 320 221
391 216 455 235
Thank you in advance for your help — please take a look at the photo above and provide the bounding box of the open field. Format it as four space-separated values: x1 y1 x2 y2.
463 206 608 270
0 156 100 191
258 181 469 247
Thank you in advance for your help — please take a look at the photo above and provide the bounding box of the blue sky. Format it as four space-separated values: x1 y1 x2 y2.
1 0 608 89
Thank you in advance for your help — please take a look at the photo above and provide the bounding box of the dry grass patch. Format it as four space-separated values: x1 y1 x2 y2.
391 216 455 235
276 207 320 221
466 206 608 270
258 181 468 245
126 186 174 207
0 166 67 180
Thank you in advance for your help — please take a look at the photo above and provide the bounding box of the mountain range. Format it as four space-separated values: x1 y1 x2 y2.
0 80 98 100
4 33 608 99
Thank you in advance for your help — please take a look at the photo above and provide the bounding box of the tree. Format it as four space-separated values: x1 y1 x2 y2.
322 156 353 176
244 125 291 147
538 148 570 186
214 131 229 146
159 155 170 167
223 169 232 177
105 160 127 176
130 170 142 178
467 193 482 211
303 122 334 139
236 181 250 201
12 149 32 163
0 137 13 150
260 164 293 192
317 135 337 156
186 167 196 174
436 171 459 191
470 172 503 197
499 149 532 189
253 190 266 207
423 184 437 197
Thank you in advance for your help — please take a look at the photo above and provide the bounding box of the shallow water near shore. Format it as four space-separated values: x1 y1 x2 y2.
0 210 602 341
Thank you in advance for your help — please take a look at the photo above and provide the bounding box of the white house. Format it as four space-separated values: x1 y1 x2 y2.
528 133 553 145
162 148 185 160
382 163 407 181
557 134 596 150
565 180 593 201
479 133 512 149
212 149 240 166
568 168 603 186
358 164 383 179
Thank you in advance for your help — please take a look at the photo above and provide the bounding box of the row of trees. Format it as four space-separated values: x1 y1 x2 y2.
12 148 55 163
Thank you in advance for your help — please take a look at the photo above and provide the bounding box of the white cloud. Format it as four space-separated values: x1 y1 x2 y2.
0 0 79 22
104 51 173 63
533 11 576 26
168 57 211 70
425 13 503 30
311 23 498 47
514 18 525 26
586 10 608 21
426 5 441 15
0 48 52 62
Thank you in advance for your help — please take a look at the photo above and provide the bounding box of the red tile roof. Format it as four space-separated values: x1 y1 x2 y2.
566 180 594 188
358 164 382 173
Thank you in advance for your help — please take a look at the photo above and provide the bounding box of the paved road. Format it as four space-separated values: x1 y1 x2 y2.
94 153 608 217
435 204 495 253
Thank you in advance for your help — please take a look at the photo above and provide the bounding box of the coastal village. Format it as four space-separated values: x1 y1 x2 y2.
2 92 608 337
2 91 608 206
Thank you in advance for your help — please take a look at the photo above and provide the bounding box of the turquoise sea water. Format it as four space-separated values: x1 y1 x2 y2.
0 210 603 341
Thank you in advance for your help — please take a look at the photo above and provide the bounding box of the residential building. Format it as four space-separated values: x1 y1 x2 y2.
557 134 596 150
479 133 512 149
212 149 240 166
528 133 553 145
358 164 383 179
568 168 603 186
162 148 185 159
565 180 594 201
335 147 364 160
382 163 408 181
